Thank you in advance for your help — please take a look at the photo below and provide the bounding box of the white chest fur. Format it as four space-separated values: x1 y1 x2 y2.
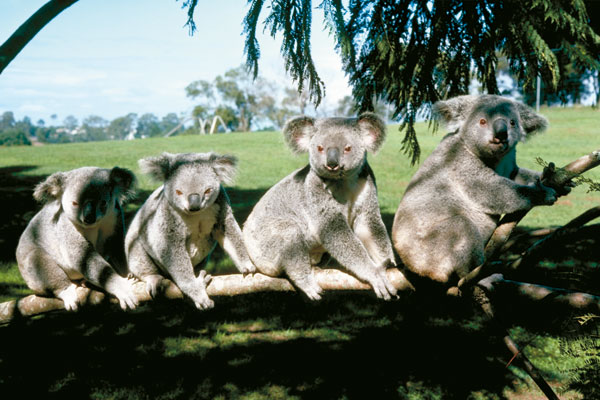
184 204 220 266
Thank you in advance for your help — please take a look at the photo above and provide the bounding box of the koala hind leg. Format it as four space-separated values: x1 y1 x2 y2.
281 232 323 301
18 248 81 311
127 241 164 298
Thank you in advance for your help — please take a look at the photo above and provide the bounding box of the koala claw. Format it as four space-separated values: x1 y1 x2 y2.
118 294 139 311
198 270 213 286
193 296 215 310
303 287 323 301
370 270 398 301
238 262 257 275
58 284 81 311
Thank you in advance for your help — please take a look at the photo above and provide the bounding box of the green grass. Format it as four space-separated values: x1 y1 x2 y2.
0 106 599 399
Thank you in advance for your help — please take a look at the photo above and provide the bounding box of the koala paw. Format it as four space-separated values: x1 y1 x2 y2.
541 185 558 205
237 261 257 276
302 283 323 301
108 277 139 311
145 275 165 299
369 269 398 301
57 284 81 312
193 295 215 310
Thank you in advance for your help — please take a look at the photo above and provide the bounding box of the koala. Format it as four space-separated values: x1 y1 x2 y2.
16 166 139 311
392 94 563 291
242 113 397 300
125 152 255 310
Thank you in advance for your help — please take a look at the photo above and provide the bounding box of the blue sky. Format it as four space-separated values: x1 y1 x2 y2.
0 0 351 125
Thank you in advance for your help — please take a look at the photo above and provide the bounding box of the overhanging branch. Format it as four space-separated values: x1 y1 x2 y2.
0 0 79 74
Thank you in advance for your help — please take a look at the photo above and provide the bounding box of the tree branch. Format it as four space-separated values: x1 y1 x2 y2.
0 0 79 74
0 267 414 325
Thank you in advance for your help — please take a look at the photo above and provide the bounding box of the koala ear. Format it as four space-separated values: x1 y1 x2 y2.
358 112 386 153
33 171 66 203
139 152 174 181
210 153 238 185
514 102 548 136
432 95 478 132
109 167 137 203
283 116 315 154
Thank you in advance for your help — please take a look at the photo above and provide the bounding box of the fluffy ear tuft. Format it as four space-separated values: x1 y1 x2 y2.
210 153 238 185
138 153 174 181
514 102 548 136
283 116 315 153
432 95 478 132
33 172 66 203
358 112 387 153
109 167 137 204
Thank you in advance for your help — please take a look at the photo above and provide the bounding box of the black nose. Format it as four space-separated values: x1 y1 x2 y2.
493 119 508 141
326 148 340 170
83 202 96 224
188 193 201 211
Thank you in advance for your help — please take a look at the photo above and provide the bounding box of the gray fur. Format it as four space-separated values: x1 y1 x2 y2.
242 112 397 300
392 95 558 289
16 166 139 311
125 152 255 310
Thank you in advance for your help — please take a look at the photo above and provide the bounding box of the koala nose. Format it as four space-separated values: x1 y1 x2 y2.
493 119 508 141
326 148 340 170
82 202 96 224
188 193 202 211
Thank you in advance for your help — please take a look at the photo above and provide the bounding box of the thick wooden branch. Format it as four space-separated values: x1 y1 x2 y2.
478 273 600 313
0 268 414 325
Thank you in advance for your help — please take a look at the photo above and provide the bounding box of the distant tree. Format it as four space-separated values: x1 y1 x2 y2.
0 111 15 131
136 113 162 138
107 113 137 140
161 113 182 135
63 115 79 131
282 87 309 115
213 105 239 132
14 116 35 137
0 129 31 146
186 65 278 132
81 115 108 141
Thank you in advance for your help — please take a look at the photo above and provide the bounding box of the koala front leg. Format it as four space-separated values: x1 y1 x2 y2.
162 245 214 310
319 214 397 300
463 171 556 215
212 198 256 275
352 186 396 269
75 252 139 311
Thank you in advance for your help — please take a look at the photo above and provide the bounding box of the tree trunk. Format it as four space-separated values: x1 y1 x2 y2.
0 0 79 74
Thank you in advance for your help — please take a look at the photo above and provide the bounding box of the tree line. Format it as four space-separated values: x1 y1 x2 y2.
1 61 597 147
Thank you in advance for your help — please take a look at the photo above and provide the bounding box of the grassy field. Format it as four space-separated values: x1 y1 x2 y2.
0 106 599 399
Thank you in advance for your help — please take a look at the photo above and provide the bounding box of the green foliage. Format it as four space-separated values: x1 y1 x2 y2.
0 129 31 146
183 0 600 163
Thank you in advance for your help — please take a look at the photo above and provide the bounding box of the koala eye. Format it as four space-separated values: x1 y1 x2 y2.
510 119 516 126
175 189 183 196
72 201 79 207
479 118 487 126
204 188 212 195
317 145 324 153
344 146 352 153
